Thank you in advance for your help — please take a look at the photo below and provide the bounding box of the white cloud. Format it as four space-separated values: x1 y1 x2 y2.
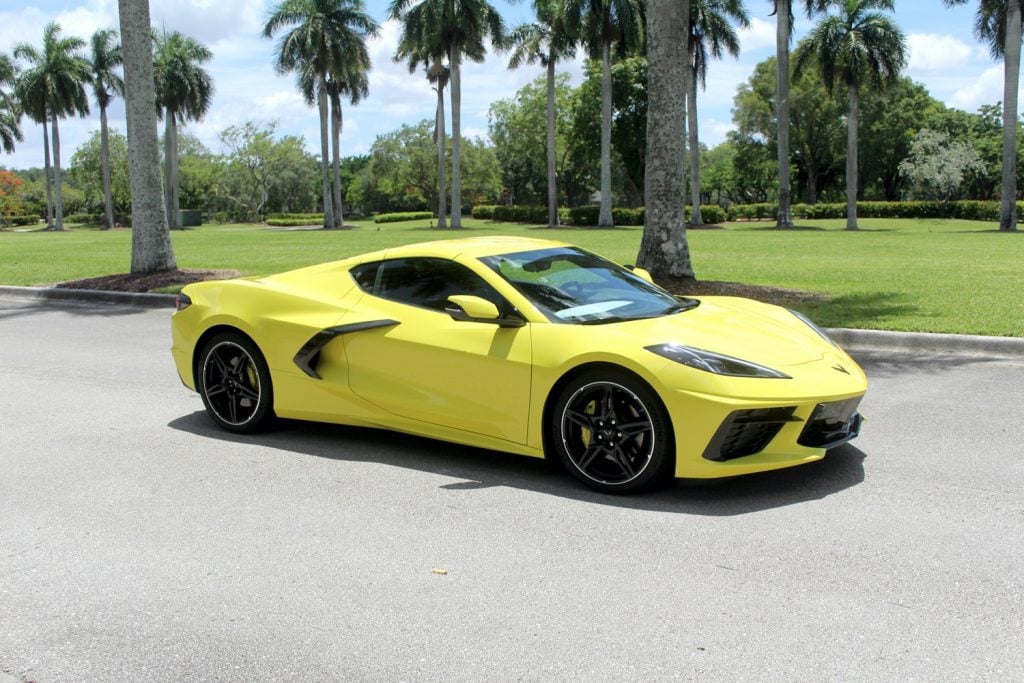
907 33 973 74
150 0 265 44
738 18 776 54
949 65 1007 111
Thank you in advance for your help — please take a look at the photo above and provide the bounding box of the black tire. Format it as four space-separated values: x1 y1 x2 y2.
550 369 675 493
196 332 275 433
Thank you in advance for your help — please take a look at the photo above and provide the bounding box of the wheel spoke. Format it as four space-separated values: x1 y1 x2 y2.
616 419 652 439
205 383 228 397
575 444 604 473
611 446 637 478
565 409 594 430
227 394 239 423
236 384 259 401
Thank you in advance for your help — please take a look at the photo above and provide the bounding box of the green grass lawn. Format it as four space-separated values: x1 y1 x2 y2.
2 217 1021 336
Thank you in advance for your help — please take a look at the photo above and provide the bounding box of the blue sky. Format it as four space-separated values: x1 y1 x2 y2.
0 0 994 170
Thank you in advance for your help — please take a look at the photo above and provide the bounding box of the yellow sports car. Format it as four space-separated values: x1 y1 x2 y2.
171 236 865 493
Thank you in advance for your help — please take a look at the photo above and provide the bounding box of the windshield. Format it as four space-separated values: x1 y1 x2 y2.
480 247 696 324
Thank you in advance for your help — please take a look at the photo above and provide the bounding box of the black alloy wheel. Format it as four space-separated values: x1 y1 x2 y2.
197 333 274 433
552 370 674 493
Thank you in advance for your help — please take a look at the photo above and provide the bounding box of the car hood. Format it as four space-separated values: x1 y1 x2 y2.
598 296 828 368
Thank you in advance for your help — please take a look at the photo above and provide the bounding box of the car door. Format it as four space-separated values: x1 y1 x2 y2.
342 257 533 445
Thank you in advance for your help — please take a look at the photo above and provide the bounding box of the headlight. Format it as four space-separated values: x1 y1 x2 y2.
645 343 790 379
789 309 839 347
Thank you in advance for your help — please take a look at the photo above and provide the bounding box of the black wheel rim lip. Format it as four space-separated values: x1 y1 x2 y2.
203 340 262 427
560 380 655 486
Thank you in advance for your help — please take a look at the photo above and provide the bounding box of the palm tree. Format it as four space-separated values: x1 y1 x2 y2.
388 0 506 229
945 0 1021 231
264 0 379 230
88 29 123 230
508 0 576 228
688 0 748 225
0 53 22 154
14 22 91 231
116 0 177 272
562 0 644 227
770 0 826 228
394 26 450 228
794 0 906 230
153 30 214 230
637 0 693 278
299 63 370 228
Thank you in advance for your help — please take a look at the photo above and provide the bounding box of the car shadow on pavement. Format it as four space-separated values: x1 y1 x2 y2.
854 350 1014 377
168 411 866 516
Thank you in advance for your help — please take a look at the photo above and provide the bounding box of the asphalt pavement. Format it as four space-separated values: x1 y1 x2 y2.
1 296 1022 681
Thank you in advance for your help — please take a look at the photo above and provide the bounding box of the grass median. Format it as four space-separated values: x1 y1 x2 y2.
1 216 1021 336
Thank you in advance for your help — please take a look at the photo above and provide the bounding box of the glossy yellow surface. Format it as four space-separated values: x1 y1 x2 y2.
171 236 867 479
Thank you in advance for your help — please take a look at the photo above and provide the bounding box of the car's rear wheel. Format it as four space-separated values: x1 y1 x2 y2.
551 369 674 493
197 332 274 433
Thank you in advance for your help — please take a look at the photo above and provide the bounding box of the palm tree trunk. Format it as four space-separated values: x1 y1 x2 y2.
1000 0 1021 231
450 48 463 229
546 58 559 228
118 0 176 272
331 91 344 229
846 83 859 231
51 116 64 231
318 86 334 230
636 0 693 279
42 116 53 229
436 81 447 230
775 0 794 228
599 41 614 227
100 103 115 229
165 114 181 229
687 71 702 226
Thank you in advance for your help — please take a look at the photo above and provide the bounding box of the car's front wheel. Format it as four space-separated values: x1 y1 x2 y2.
197 332 274 433
550 369 674 493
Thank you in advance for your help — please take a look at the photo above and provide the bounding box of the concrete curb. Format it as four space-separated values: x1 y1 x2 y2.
2 285 1022 359
0 285 176 309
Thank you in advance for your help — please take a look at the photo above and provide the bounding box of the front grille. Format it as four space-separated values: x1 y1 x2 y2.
797 397 863 449
703 407 798 461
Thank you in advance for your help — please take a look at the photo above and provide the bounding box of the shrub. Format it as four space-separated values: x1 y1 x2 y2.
65 212 102 224
694 205 727 224
612 207 645 225
266 212 324 221
472 205 497 219
493 204 550 223
1 213 38 227
373 211 434 223
266 217 324 227
567 205 600 226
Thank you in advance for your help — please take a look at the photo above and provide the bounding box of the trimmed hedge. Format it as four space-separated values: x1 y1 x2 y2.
472 205 496 219
267 212 324 221
1 214 39 227
266 217 324 226
373 211 434 223
65 213 103 224
728 200 1024 222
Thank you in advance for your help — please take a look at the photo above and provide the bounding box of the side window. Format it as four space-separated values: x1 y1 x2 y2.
364 257 505 313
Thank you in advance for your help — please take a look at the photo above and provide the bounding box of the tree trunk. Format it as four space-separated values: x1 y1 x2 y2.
51 116 64 231
846 83 859 231
318 85 334 230
118 0 176 273
331 91 344 229
636 0 693 280
450 48 463 228
687 70 702 226
1000 0 1021 231
775 0 794 228
681 68 687 217
436 80 447 229
164 114 181 229
42 116 53 229
100 103 115 229
546 58 559 228
598 41 614 227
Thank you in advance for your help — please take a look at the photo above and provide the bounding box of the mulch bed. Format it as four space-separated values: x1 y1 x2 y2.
56 269 241 293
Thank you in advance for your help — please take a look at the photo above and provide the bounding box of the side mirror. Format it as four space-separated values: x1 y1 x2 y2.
625 265 655 284
445 295 525 328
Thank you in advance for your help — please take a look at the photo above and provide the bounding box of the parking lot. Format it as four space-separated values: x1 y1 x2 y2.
1 297 1022 680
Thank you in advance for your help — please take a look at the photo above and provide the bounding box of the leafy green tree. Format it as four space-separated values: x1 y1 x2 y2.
88 29 123 229
899 129 985 209
637 0 693 279
14 22 91 231
0 53 22 154
264 0 379 229
153 30 214 229
507 0 576 226
687 0 748 224
388 0 506 228
117 0 176 271
69 128 130 217
176 132 223 217
488 73 575 206
561 0 644 226
794 0 907 229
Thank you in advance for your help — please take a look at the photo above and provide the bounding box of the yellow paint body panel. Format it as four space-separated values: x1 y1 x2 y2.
171 236 867 480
